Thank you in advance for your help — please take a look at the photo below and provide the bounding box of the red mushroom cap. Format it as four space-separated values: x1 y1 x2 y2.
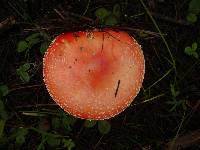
43 29 145 120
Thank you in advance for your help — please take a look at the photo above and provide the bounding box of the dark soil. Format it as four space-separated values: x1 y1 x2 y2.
0 0 199 150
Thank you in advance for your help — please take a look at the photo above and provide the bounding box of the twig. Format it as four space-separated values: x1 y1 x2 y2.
9 84 44 92
166 129 200 149
115 26 166 37
62 11 94 22
0 16 16 32
183 100 200 132
8 2 25 20
114 80 121 97
15 104 57 109
93 135 104 150
144 67 173 91
139 0 176 72
150 12 191 26
54 8 65 20
133 93 165 105
82 0 91 16
167 112 186 150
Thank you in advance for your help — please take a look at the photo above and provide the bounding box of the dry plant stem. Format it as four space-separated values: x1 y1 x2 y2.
54 8 65 20
179 59 200 82
15 104 57 109
133 93 165 105
23 27 56 31
30 127 69 138
82 0 91 16
166 101 200 150
93 135 104 150
0 16 16 32
8 2 25 20
139 0 176 72
183 100 200 131
9 84 44 92
150 12 191 26
167 112 186 150
61 10 94 22
166 129 200 149
145 67 173 91
116 26 165 37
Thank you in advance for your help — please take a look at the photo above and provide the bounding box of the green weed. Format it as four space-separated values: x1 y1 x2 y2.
84 120 97 128
0 85 9 97
184 42 199 59
16 32 50 57
166 84 186 112
95 4 121 26
0 85 9 125
16 32 50 83
84 120 111 135
16 63 31 83
186 0 200 23
30 127 75 150
0 84 9 148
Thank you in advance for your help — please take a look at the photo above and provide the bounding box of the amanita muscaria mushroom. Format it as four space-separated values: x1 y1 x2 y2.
43 29 145 120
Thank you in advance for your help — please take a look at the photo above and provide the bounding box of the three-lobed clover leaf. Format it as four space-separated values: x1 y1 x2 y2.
187 0 200 23
16 63 31 83
184 42 199 58
98 120 111 135
95 4 121 26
